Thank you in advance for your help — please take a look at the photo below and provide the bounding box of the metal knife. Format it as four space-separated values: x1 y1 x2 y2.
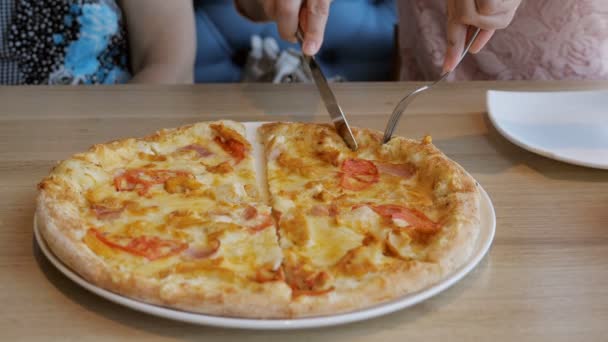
296 29 358 151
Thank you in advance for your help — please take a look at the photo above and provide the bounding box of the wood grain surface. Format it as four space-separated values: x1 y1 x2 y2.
1 81 607 341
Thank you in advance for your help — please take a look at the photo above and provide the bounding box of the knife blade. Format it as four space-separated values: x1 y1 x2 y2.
296 29 358 151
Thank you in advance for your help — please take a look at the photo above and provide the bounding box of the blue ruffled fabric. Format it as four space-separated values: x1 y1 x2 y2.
8 0 130 85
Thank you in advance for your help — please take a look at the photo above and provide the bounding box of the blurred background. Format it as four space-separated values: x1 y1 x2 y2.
4 0 603 85
193 0 397 83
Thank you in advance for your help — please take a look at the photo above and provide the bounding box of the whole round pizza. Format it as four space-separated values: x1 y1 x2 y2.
36 121 480 318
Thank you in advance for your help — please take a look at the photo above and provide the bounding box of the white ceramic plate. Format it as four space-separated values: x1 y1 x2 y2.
487 90 608 169
34 122 496 330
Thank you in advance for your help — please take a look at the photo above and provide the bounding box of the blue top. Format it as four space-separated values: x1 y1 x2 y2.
0 0 130 85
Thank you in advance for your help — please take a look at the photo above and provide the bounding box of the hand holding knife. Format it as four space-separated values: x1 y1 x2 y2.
235 0 358 150
295 28 358 151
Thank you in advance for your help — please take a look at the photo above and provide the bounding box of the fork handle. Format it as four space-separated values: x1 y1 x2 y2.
382 27 481 143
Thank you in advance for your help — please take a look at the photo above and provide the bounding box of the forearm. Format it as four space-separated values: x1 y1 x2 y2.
129 63 193 84
120 0 196 84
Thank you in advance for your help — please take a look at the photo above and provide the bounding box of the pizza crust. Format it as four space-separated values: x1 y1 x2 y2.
289 261 442 317
37 192 112 288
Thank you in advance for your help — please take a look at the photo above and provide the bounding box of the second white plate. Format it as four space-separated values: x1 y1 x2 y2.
487 90 608 169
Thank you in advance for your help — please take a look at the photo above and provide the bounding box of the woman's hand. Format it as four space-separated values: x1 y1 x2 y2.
444 0 522 72
235 0 332 56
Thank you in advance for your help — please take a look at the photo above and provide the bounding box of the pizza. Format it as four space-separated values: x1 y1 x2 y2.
36 120 480 318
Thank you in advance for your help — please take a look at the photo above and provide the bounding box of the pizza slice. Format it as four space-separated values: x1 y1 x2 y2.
259 122 480 316
37 121 290 318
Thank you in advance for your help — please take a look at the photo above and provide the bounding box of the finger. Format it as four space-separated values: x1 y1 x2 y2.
469 29 494 53
443 20 468 73
301 0 330 55
475 0 516 16
273 0 302 42
461 14 512 31
450 0 478 25
452 0 512 30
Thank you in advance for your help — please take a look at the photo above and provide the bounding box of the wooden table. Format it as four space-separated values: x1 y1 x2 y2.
1 81 607 341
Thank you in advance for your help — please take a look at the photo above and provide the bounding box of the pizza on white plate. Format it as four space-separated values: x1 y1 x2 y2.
37 120 480 318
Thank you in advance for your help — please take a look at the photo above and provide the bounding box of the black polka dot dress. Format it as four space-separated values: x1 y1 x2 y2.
2 0 130 85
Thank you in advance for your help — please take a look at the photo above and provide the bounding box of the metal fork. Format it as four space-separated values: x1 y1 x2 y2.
382 28 481 143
